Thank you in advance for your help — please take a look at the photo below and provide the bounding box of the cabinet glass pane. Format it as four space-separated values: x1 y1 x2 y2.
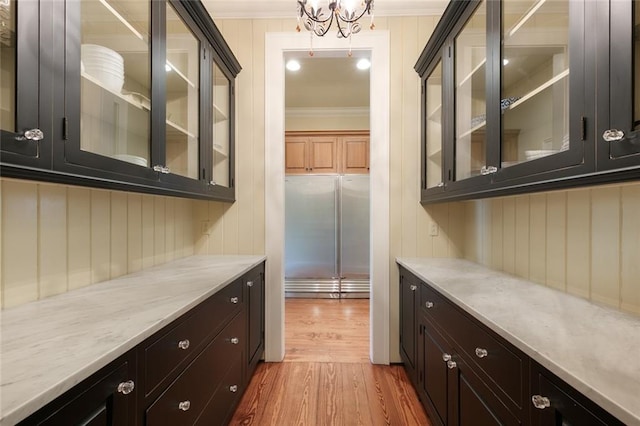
426 60 443 189
166 3 200 180
455 1 487 181
81 0 150 167
635 1 639 130
501 0 569 167
0 0 15 133
212 63 230 187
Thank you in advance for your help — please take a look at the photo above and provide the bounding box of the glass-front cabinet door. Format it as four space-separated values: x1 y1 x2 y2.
165 2 200 180
211 61 231 188
494 0 587 183
422 59 445 195
62 0 157 180
454 0 487 185
599 0 640 169
0 0 47 167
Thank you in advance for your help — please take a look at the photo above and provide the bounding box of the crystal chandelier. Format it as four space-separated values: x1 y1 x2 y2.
296 0 375 39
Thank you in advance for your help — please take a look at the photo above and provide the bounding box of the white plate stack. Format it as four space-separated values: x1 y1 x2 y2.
81 44 125 93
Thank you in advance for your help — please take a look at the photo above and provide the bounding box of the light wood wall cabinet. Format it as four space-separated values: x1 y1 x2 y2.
0 0 240 202
285 131 369 175
416 0 640 204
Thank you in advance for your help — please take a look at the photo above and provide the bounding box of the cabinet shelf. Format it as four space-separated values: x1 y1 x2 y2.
505 69 569 111
458 58 486 88
213 103 228 123
506 0 548 39
458 120 486 139
166 119 196 141
213 144 228 158
427 104 442 122
83 0 148 48
166 60 197 89
81 72 148 111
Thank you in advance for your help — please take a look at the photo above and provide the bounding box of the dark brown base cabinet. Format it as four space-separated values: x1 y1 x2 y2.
19 262 265 426
399 265 624 426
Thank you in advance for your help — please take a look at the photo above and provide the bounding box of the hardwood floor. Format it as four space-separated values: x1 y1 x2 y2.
229 299 430 426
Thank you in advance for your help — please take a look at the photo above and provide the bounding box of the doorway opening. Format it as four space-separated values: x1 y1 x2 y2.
265 31 390 364
284 55 371 300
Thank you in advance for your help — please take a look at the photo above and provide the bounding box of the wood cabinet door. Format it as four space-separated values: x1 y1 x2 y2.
400 272 418 381
419 317 450 426
309 136 339 174
342 135 369 174
285 136 309 174
246 266 265 374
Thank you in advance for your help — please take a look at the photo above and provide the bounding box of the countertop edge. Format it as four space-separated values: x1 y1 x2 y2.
396 257 639 426
0 255 266 426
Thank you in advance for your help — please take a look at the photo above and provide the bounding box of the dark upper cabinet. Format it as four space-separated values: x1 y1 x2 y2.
597 0 640 169
416 0 639 204
1 0 240 202
0 0 50 168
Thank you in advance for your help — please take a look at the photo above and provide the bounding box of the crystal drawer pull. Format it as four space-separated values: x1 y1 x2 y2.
425 301 434 309
532 395 551 409
229 385 238 393
409 285 417 291
21 128 44 141
475 347 488 358
178 339 190 350
179 400 191 411
247 281 254 287
117 380 135 395
230 337 239 344
230 297 239 304
447 360 457 369
442 353 451 362
603 129 625 142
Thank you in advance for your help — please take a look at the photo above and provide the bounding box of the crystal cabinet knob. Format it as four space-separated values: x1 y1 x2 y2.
447 360 457 369
247 281 254 287
442 353 451 362
532 395 551 410
178 339 190 350
425 301 434 309
230 297 239 304
229 385 238 393
409 285 417 291
603 129 625 142
21 128 44 141
230 337 239 345
178 400 191 411
117 380 135 395
475 347 488 358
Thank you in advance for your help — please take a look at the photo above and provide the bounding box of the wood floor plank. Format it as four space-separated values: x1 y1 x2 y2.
229 299 431 426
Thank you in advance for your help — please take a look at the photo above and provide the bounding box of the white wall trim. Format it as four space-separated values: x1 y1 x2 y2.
265 31 390 364
285 106 370 118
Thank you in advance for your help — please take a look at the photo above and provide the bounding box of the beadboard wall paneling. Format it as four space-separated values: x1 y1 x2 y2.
0 178 196 309
464 182 640 316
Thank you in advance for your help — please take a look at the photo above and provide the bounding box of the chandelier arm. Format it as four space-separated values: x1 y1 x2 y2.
335 6 373 24
298 3 335 25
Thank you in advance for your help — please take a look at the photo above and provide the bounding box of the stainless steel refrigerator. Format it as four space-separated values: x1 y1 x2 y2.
284 175 370 298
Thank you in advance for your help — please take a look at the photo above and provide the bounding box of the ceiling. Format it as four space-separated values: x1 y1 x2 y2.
202 1 449 19
285 57 370 109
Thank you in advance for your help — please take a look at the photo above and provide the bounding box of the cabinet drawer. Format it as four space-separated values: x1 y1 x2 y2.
456 319 526 410
194 357 244 426
420 283 465 337
143 279 243 395
145 311 245 425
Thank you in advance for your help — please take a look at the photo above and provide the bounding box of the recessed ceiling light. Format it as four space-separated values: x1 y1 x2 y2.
356 58 371 70
286 59 301 71
503 58 509 66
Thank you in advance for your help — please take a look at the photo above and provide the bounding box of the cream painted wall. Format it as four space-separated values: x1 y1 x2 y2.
0 178 195 309
463 181 640 316
202 16 466 362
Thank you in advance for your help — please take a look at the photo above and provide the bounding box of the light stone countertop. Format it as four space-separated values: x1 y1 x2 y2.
396 257 640 426
0 255 266 426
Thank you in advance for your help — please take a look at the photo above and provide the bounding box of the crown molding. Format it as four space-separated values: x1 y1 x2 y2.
285 106 369 118
204 1 448 19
